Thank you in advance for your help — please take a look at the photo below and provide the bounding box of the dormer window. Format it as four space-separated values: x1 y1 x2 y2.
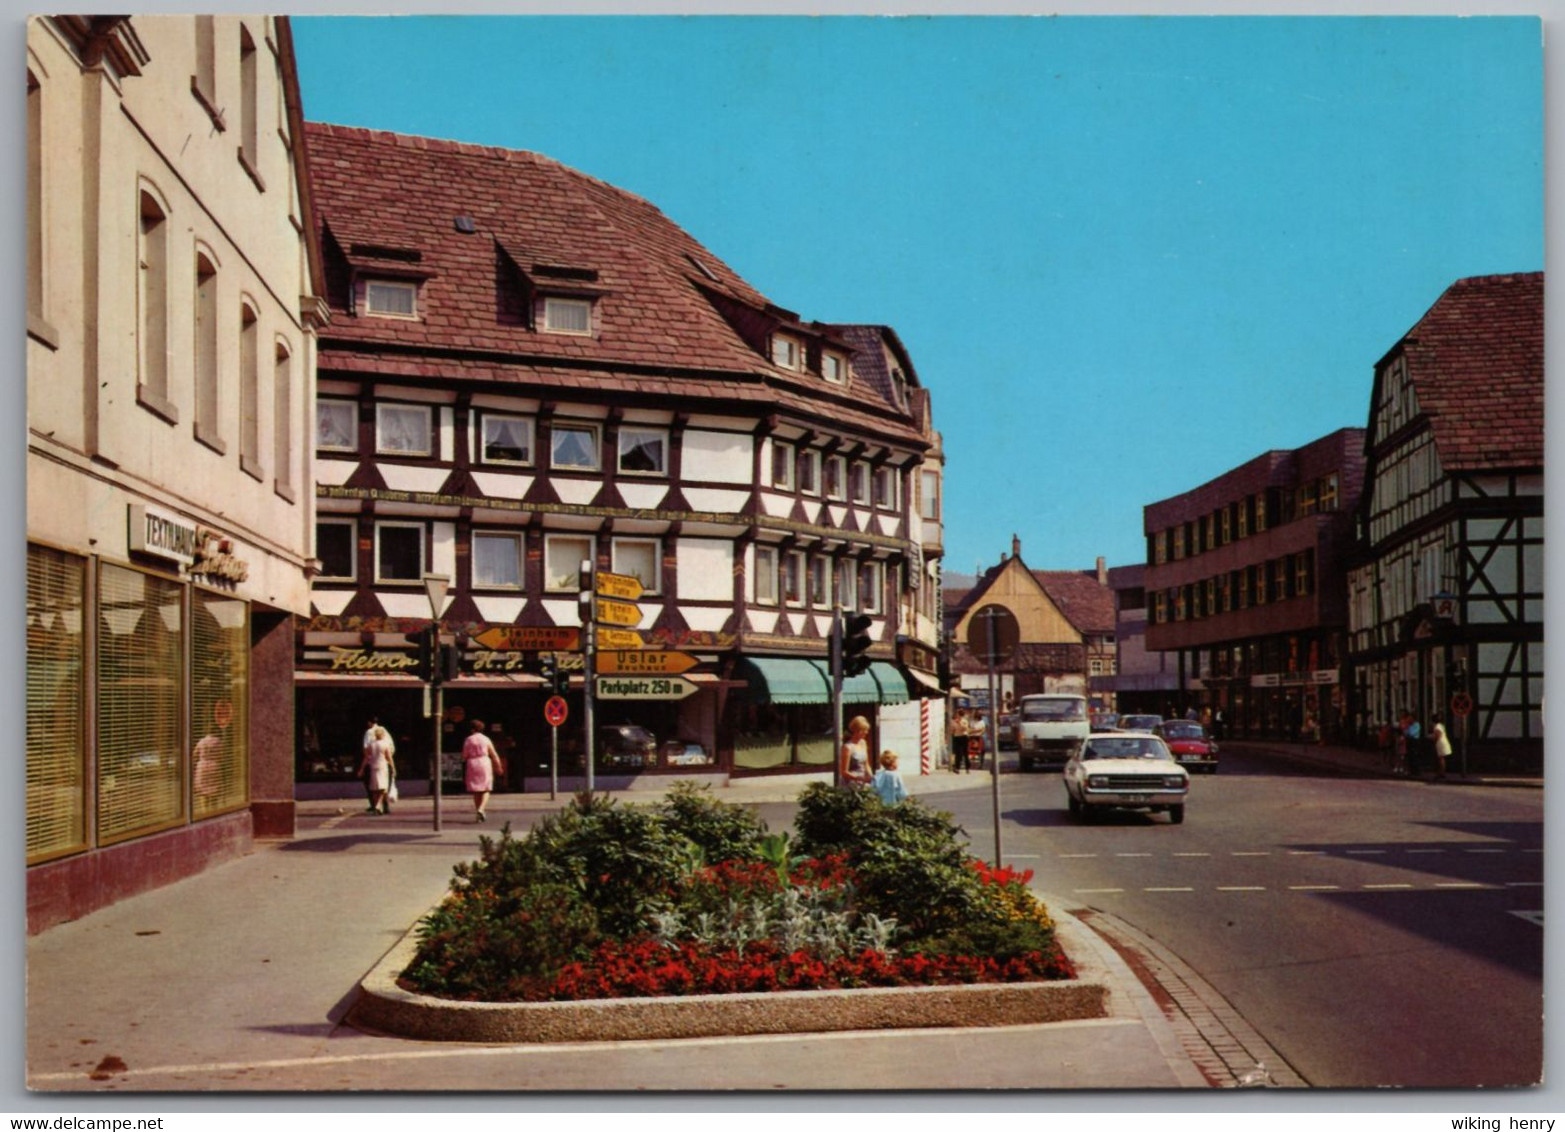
542 296 593 335
890 368 909 409
822 351 849 384
363 279 417 318
771 333 802 370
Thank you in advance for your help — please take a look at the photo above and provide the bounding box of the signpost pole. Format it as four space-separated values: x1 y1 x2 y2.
831 605 843 790
582 559 596 795
986 609 1002 868
550 722 559 802
431 674 443 833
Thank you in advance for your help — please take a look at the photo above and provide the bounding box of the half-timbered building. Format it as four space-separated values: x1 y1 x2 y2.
298 124 944 791
1346 272 1543 771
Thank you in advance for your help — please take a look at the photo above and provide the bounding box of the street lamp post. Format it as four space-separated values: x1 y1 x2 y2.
423 572 450 832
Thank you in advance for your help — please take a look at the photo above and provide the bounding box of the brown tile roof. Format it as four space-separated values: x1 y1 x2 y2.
1032 570 1116 635
1388 271 1544 470
304 122 927 446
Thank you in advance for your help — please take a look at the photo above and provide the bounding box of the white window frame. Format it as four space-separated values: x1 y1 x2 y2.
471 530 525 591
617 426 669 477
317 399 357 453
784 550 807 608
611 538 662 595
771 440 795 491
825 455 847 502
753 545 779 606
874 465 900 511
822 351 848 384
374 521 426 584
860 560 885 615
809 555 830 609
838 559 859 611
479 413 535 466
376 402 433 458
542 295 593 335
363 279 418 319
798 449 822 497
315 517 357 582
544 534 593 592
920 469 941 521
771 333 801 370
550 420 601 471
849 462 871 506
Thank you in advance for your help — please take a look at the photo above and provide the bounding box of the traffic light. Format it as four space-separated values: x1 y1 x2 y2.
540 652 559 692
438 642 462 683
843 613 874 677
578 557 594 626
406 627 435 682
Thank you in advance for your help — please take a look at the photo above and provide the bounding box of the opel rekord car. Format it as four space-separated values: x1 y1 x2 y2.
1063 731 1190 824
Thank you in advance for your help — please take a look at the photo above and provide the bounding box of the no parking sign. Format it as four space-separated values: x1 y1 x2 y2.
544 695 569 728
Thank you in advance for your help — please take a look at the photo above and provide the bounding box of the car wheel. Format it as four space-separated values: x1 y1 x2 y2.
1169 804 1185 824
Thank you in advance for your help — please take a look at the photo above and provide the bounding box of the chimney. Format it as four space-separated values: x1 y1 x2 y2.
1096 556 1107 585
1012 533 1021 559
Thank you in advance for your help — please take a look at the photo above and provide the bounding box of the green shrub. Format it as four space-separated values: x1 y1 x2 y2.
656 780 767 866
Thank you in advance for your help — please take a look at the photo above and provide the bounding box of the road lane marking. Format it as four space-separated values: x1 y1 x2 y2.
1345 849 1386 855
1286 850 1325 856
1072 888 1124 894
1434 882 1487 889
1288 885 1340 891
1143 887 1194 892
1172 852 1210 857
1230 851 1270 857
1060 854 1098 859
1007 854 1042 859
1506 881 1544 888
1115 853 1153 858
1464 849 1505 854
1216 886 1266 892
1405 849 1445 855
1510 910 1544 926
1363 883 1414 890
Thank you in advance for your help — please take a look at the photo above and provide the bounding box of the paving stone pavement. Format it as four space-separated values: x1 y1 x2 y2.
1071 907 1309 1089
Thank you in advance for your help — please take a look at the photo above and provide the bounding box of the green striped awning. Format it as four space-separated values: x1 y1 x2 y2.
734 657 831 704
867 662 910 705
805 660 879 703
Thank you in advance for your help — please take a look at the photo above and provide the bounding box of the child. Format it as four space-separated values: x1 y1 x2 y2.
872 750 908 806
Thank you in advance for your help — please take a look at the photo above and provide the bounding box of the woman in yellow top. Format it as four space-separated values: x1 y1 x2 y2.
840 715 874 787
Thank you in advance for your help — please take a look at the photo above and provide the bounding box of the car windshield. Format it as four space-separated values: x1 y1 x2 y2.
1160 722 1205 739
1084 737 1170 761
1021 699 1086 721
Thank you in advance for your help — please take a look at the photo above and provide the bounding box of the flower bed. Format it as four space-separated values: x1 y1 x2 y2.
399 783 1077 1008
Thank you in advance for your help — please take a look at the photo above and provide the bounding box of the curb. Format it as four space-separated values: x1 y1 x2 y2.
347 898 1112 1045
1227 743 1543 788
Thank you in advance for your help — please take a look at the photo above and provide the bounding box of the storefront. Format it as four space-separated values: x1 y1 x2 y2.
725 657 909 775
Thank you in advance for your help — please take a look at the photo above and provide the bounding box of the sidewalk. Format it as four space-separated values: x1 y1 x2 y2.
1217 738 1544 788
25 769 1208 1095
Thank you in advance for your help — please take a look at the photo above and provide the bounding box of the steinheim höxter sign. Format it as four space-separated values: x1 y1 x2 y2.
595 676 699 701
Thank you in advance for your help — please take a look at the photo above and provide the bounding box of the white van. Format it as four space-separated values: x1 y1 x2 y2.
1016 694 1090 771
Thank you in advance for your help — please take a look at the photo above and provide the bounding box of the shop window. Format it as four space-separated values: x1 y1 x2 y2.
481 413 534 464
809 555 829 608
839 559 859 611
771 440 795 491
191 589 249 820
472 531 524 589
317 399 357 452
376 403 433 457
375 522 425 582
97 563 185 844
551 421 600 471
753 545 778 605
612 538 661 594
798 449 821 496
783 551 806 606
617 427 668 476
824 455 847 501
544 535 592 592
860 561 884 615
239 301 261 479
849 462 870 505
27 544 86 864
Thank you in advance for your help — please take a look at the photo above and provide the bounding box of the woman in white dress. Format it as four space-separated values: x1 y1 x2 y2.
358 725 393 815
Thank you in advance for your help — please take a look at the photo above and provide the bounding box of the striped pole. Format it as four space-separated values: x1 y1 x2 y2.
920 697 931 775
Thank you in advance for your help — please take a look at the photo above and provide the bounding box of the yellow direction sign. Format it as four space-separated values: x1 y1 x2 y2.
596 628 645 650
596 676 698 701
597 650 698 676
472 626 581 651
596 571 645 601
596 598 643 628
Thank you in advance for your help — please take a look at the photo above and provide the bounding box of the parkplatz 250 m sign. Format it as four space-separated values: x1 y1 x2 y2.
595 676 698 701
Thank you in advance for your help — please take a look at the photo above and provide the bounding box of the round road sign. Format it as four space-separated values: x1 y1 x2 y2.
544 695 569 728
1451 692 1474 718
966 603 1020 665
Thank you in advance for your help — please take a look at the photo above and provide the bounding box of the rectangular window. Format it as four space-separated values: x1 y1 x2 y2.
1296 551 1314 597
822 351 847 383
364 279 417 317
771 441 795 490
238 24 258 171
920 470 940 521
542 296 592 335
375 522 425 582
191 589 248 820
544 535 592 592
860 561 885 615
1255 494 1268 533
1205 578 1217 616
824 456 846 501
273 342 293 497
873 467 898 510
137 191 170 411
1272 559 1288 602
376 403 432 457
612 538 661 595
809 556 829 608
771 334 801 369
1298 480 1319 517
1251 564 1267 605
27 545 86 864
1172 526 1185 560
1220 507 1232 545
1152 591 1166 623
480 414 533 465
849 462 870 505
798 449 821 496
784 551 806 606
316 400 357 452
194 255 220 449
97 563 185 844
551 421 600 470
618 427 668 475
839 559 859 611
1319 474 1339 511
27 72 43 326
315 518 357 581
239 304 261 477
1238 499 1250 538
753 546 778 605
472 531 524 589
1174 586 1188 621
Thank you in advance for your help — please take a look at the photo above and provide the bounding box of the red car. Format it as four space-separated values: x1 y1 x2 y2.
1154 720 1219 774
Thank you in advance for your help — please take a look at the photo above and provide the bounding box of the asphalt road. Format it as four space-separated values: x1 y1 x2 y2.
757 751 1545 1088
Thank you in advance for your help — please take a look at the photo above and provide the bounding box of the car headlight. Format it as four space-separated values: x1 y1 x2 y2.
1165 775 1186 788
1087 774 1109 788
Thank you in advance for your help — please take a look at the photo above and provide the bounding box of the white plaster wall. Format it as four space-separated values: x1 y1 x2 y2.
677 539 734 602
682 429 753 485
684 488 749 513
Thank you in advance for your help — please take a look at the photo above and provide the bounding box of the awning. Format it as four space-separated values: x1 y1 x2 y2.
867 662 910 705
901 666 945 697
734 657 831 704
805 660 879 703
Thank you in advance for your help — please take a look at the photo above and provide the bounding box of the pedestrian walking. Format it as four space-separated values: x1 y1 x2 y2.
872 751 908 806
1431 719 1452 780
949 707 971 773
358 725 394 815
1213 707 1226 741
840 715 875 787
360 717 380 811
462 719 504 822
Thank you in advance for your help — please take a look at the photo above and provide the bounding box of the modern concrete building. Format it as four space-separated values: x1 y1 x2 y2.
297 124 945 790
26 16 326 931
1094 564 1179 717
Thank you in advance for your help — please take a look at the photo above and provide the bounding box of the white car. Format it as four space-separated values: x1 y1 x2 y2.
1063 731 1190 824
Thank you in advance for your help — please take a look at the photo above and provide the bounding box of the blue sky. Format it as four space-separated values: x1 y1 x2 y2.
293 15 1543 577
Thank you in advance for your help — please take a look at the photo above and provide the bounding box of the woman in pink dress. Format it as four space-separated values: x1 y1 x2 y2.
462 719 503 822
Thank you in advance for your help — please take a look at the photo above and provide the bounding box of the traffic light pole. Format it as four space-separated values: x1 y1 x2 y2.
830 606 843 790
986 610 1003 867
428 622 443 833
582 559 596 794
